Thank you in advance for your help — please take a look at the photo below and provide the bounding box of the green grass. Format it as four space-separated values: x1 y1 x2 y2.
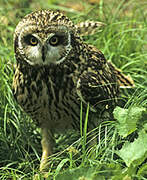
0 0 147 179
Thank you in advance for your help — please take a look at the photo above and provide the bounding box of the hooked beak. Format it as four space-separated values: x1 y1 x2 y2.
42 45 46 62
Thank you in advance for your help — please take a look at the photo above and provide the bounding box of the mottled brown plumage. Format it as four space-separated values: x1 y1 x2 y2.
12 10 134 172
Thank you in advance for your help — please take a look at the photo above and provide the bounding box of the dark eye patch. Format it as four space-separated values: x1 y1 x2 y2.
49 32 69 46
24 35 38 46
49 35 66 46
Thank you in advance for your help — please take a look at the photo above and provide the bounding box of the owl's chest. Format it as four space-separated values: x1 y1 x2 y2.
13 67 80 128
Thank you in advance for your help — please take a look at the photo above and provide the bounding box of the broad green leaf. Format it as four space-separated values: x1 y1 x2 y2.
113 106 146 137
116 130 147 167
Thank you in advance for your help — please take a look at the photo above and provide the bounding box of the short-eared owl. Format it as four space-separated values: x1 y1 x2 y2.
12 10 134 172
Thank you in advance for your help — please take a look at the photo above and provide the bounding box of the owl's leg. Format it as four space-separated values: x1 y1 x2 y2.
40 126 54 172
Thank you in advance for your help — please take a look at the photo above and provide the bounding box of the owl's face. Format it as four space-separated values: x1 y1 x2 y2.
14 10 77 66
17 25 72 66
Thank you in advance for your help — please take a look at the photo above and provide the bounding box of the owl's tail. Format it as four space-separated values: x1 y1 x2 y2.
75 21 106 36
108 61 135 88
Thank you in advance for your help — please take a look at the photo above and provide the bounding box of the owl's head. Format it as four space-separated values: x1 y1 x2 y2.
14 10 78 66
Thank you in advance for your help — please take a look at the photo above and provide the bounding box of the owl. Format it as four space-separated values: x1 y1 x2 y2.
12 10 134 172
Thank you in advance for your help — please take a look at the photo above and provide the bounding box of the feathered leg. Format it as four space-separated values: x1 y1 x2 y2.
40 125 54 172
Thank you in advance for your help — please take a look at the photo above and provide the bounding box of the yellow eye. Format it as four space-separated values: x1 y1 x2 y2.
49 36 59 46
29 36 38 46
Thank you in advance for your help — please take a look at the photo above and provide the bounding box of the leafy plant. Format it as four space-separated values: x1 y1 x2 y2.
113 106 146 138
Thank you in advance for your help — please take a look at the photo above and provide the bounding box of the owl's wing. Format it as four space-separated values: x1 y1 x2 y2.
75 21 106 36
76 48 134 112
76 65 119 112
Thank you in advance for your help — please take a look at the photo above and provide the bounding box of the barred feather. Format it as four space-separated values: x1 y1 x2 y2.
108 61 135 88
75 21 106 36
